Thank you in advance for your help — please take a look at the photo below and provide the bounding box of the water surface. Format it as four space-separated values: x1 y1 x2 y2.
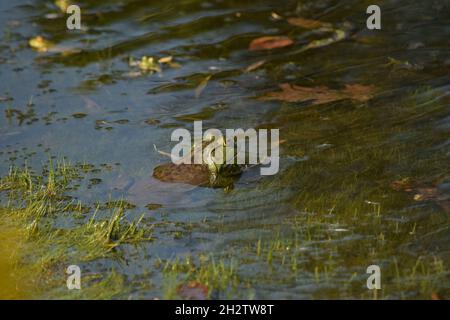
0 0 449 299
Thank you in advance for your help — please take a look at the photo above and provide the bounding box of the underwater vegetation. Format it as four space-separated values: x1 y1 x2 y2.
0 0 449 300
0 161 152 298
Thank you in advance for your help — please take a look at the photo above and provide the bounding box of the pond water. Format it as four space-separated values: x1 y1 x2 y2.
0 0 449 299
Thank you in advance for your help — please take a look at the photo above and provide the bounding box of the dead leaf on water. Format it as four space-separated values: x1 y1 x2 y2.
28 36 55 53
343 84 377 102
249 36 293 51
261 84 344 104
287 17 327 29
195 74 212 98
159 56 181 68
158 56 173 64
260 83 375 105
177 281 209 300
391 178 414 192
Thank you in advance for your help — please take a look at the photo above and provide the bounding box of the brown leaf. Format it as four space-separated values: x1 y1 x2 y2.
342 84 376 102
287 17 325 29
177 281 209 300
158 56 173 64
391 178 414 192
260 83 375 105
153 163 211 187
249 36 293 51
261 84 343 104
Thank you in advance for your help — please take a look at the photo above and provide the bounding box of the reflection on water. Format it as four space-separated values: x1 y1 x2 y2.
0 0 449 299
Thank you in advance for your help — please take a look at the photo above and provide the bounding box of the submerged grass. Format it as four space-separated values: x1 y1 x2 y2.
159 254 239 299
0 160 153 299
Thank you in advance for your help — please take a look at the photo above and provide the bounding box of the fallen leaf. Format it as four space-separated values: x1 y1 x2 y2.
287 17 326 29
260 83 375 105
342 84 376 102
249 36 293 51
28 36 55 53
158 56 173 64
391 178 414 192
261 84 342 104
153 163 212 186
271 12 283 21
177 281 209 300
195 74 212 98
244 60 266 73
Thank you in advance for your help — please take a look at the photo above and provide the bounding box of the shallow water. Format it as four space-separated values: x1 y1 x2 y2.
0 0 449 299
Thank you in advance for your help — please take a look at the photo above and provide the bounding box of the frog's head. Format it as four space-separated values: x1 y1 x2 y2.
29 36 53 52
203 133 227 176
138 56 161 73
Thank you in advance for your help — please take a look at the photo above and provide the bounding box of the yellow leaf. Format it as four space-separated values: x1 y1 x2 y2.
28 36 54 53
158 56 173 64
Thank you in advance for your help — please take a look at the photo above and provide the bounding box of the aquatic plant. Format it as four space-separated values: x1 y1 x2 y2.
0 161 153 298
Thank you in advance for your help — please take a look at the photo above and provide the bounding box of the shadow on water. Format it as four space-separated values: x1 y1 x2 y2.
0 0 449 299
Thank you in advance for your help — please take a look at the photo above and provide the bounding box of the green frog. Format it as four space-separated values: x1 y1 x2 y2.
152 133 243 188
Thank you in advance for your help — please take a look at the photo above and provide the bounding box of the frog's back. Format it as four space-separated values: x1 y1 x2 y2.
153 163 210 186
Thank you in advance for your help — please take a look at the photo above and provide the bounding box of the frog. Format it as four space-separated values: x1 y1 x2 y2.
28 36 55 53
153 162 241 188
152 133 244 189
129 56 161 73
28 36 80 55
